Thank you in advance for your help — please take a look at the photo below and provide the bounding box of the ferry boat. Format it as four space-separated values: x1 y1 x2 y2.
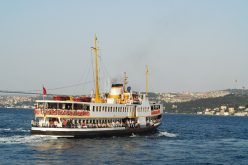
31 35 163 138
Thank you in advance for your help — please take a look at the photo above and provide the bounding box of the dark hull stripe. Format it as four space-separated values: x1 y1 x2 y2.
31 125 160 138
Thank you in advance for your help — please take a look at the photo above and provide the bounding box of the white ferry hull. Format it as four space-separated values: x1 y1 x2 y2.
31 123 161 138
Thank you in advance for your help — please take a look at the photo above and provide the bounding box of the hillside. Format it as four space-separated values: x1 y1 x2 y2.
163 94 248 114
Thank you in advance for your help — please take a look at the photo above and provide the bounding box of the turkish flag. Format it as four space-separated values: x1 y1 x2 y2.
43 87 47 95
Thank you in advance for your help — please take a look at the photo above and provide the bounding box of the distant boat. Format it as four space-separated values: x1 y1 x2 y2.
31 35 163 138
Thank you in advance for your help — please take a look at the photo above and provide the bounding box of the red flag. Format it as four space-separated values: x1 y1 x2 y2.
43 86 47 95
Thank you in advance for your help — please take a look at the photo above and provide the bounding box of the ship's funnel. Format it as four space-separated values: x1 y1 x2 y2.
110 84 123 96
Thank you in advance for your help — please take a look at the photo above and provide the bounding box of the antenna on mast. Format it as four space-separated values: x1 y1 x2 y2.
146 65 149 97
123 72 128 92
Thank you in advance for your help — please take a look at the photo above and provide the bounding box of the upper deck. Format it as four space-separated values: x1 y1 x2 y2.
34 100 163 119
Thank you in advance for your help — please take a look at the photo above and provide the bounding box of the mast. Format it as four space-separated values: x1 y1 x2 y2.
93 34 101 103
146 65 149 96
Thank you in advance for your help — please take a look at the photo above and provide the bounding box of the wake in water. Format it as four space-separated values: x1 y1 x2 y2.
157 131 177 138
128 131 177 138
0 135 57 144
129 133 138 138
0 128 30 133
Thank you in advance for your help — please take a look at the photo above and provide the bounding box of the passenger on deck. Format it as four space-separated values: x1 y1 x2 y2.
62 119 67 128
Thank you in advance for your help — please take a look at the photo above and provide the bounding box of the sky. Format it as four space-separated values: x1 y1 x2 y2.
0 0 248 95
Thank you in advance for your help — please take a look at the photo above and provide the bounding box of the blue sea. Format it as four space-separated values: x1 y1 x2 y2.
0 108 248 165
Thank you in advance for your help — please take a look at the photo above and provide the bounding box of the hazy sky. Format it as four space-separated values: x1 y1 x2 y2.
0 0 248 95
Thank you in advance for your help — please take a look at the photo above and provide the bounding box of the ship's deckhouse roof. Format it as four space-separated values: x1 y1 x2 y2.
35 100 138 107
36 100 91 105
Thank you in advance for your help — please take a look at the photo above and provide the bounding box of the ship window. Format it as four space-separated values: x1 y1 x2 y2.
65 103 72 110
92 106 95 112
37 102 42 109
58 103 66 109
48 103 57 109
74 104 83 110
74 104 78 110
82 104 90 111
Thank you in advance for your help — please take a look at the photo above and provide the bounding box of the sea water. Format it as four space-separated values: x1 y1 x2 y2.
0 108 248 165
